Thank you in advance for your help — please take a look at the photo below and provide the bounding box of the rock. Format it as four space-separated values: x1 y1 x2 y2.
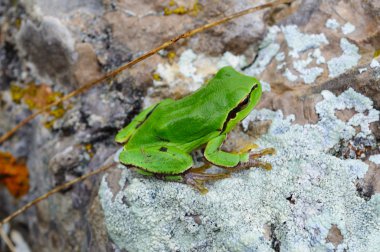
100 88 380 251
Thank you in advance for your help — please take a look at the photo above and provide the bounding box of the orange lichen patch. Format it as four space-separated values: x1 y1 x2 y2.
10 82 63 109
10 82 69 128
0 152 29 198
23 83 63 109
164 0 201 16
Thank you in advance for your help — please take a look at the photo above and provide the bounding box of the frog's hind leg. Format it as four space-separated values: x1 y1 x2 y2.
119 145 193 175
182 169 231 194
182 135 276 193
249 148 276 159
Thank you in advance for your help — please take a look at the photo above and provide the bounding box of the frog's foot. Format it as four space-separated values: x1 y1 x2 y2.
183 168 230 194
221 147 276 172
223 159 272 172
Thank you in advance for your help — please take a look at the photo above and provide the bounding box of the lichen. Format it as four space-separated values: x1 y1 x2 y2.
275 52 285 62
244 26 280 76
341 22 355 35
163 0 201 16
370 59 380 69
281 25 329 58
327 38 361 78
260 80 271 92
283 68 298 81
358 68 368 74
99 89 380 251
369 154 380 165
293 56 324 84
312 48 326 64
153 49 247 92
325 18 340 30
9 82 68 128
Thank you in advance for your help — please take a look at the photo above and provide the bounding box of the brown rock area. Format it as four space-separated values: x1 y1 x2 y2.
0 0 379 251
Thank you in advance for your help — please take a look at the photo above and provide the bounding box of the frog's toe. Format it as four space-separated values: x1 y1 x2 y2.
185 178 208 194
249 147 276 159
233 143 259 154
220 159 272 172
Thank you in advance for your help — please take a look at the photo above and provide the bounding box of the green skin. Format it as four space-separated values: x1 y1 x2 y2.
115 66 263 192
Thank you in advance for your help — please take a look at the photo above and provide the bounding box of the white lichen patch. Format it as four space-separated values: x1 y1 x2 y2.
10 230 31 252
293 56 324 84
244 26 280 76
260 80 271 92
281 25 329 58
359 67 368 74
277 62 286 70
369 154 380 165
342 22 356 35
283 68 298 81
153 49 247 93
370 59 380 69
99 89 380 251
327 38 361 78
177 49 202 83
325 18 340 30
275 51 285 62
217 51 247 69
312 48 326 64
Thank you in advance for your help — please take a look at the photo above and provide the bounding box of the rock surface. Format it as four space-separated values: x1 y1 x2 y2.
0 0 379 251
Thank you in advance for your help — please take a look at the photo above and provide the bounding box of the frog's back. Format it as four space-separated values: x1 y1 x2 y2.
127 67 255 150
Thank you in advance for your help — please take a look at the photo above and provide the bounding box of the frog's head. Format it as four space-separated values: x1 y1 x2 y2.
215 66 262 134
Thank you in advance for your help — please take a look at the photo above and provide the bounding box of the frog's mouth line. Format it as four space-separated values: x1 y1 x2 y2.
135 103 160 129
220 83 258 133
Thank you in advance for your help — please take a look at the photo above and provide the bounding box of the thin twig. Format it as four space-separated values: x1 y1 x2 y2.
0 228 16 252
0 162 117 226
0 0 293 145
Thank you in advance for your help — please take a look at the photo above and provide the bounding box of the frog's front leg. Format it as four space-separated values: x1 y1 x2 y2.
115 99 173 144
204 133 275 170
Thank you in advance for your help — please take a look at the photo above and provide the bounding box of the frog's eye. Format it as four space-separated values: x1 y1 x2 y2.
238 94 250 110
220 84 258 132
237 83 258 111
